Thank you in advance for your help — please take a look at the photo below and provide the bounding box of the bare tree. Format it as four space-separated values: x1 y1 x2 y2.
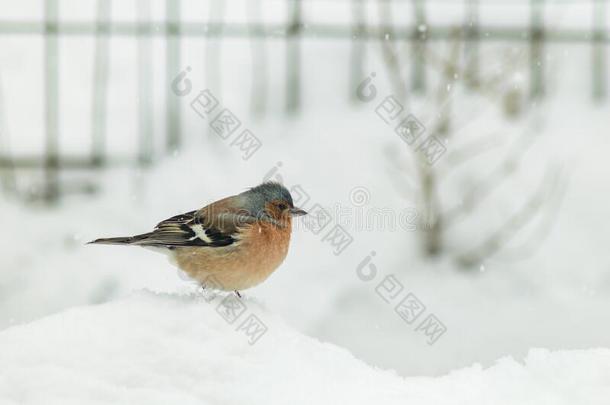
383 27 564 267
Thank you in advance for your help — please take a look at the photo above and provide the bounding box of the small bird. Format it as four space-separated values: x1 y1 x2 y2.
89 182 307 297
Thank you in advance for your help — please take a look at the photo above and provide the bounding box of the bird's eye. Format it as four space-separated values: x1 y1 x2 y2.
278 203 288 211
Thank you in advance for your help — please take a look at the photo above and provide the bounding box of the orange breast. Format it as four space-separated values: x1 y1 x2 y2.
173 219 292 291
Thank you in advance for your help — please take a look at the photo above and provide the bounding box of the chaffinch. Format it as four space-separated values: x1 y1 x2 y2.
89 182 307 297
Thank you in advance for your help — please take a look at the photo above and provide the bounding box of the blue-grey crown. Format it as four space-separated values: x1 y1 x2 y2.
246 182 293 206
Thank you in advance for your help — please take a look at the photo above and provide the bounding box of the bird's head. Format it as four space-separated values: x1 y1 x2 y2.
240 182 307 225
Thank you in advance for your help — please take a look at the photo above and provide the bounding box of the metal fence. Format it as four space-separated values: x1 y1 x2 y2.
0 0 607 203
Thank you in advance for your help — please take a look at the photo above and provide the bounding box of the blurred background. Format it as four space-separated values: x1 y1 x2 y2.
0 0 609 377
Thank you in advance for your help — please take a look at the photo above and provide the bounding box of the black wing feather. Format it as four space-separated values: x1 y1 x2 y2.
134 211 239 248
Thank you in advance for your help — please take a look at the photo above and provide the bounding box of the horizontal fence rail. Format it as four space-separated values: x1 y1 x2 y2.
0 0 607 204
0 22 608 43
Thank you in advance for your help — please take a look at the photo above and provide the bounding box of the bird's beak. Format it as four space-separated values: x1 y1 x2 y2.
289 207 308 217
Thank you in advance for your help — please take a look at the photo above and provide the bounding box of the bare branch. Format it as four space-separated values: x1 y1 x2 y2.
442 118 542 229
454 164 561 268
377 0 408 105
384 145 419 201
492 166 568 262
443 131 506 169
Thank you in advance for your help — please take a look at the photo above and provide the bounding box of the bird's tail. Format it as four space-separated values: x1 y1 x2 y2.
87 233 150 245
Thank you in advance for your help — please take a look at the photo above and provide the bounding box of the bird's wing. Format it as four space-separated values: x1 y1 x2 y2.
132 207 257 248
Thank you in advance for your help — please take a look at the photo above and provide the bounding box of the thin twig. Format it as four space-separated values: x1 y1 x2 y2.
442 118 542 229
493 166 568 261
455 164 561 267
377 0 408 105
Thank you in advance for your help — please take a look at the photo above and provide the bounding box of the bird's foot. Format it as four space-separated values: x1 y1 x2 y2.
197 284 216 301
234 290 242 299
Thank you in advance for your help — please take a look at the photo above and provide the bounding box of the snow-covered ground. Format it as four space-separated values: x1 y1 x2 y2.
1 291 609 405
1 0 610 402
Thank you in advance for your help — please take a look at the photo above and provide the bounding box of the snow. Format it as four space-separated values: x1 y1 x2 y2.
1 1 610 402
3 97 609 378
0 291 609 405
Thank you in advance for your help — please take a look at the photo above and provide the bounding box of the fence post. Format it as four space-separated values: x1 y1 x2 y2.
286 0 302 114
593 0 607 101
137 0 153 166
530 0 544 99
91 0 111 167
350 0 366 102
205 0 225 133
247 0 267 117
411 0 427 93
0 73 16 195
166 0 181 153
203 0 226 151
465 0 479 88
44 0 60 203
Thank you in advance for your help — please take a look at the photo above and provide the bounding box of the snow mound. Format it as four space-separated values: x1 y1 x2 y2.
0 291 608 405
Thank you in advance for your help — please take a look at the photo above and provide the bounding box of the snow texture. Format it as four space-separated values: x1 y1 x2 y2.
0 291 609 405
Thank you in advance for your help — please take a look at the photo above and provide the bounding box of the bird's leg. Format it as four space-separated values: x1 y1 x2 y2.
198 283 220 302
198 282 206 294
234 290 242 299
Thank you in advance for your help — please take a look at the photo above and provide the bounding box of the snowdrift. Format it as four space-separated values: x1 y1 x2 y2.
0 291 608 405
